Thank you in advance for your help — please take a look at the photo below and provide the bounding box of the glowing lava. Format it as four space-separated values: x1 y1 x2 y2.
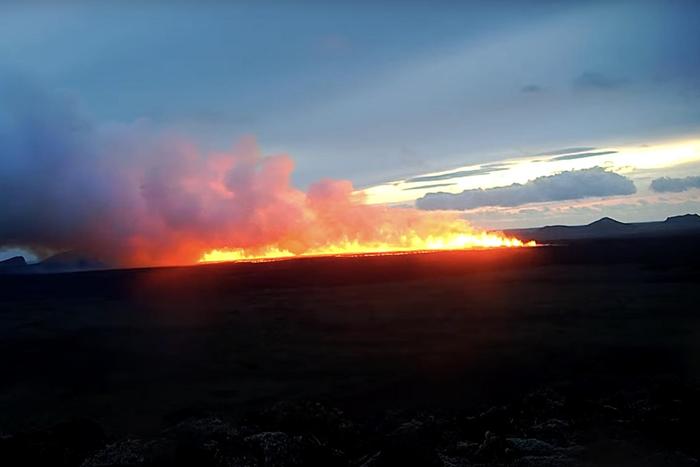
200 230 534 263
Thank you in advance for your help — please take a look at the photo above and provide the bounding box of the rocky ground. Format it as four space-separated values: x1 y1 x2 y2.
2 381 698 466
2 239 700 466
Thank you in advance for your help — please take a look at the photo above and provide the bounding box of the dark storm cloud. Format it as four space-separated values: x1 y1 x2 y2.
402 183 456 191
650 176 700 193
416 167 636 211
406 166 508 183
551 150 618 161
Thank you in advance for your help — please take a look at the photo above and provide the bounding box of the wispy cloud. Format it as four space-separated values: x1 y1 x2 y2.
551 150 617 161
406 167 508 183
402 182 456 191
521 84 543 93
573 71 627 91
533 147 597 157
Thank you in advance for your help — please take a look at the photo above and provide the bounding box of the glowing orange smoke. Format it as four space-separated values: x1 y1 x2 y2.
138 137 534 266
198 185 534 263
16 133 532 267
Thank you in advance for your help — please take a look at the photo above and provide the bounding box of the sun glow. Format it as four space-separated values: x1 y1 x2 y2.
362 138 700 205
199 231 535 263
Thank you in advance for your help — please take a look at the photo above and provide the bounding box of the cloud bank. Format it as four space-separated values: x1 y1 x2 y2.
416 167 636 211
650 176 700 193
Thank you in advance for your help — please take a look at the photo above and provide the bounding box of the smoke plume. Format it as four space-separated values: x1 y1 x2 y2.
0 79 493 266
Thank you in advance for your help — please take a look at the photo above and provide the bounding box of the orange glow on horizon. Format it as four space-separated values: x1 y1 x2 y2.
199 230 535 263
58 136 540 268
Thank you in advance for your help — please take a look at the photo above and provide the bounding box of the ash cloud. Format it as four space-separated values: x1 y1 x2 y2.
416 167 636 211
0 79 482 266
650 176 700 193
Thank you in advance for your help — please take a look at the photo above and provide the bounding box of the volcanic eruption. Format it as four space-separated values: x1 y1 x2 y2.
0 82 530 267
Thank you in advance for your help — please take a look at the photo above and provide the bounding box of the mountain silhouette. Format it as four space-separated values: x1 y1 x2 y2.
0 256 27 271
34 251 108 273
0 251 110 274
505 213 700 242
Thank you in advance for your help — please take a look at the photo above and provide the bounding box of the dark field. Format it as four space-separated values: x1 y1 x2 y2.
1 237 700 466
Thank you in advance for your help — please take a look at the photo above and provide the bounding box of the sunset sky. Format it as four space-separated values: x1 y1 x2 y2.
2 1 700 262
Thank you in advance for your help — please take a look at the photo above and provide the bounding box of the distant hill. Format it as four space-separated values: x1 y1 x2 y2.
34 251 107 273
665 213 700 226
0 255 27 273
0 255 27 267
0 251 109 274
504 213 700 242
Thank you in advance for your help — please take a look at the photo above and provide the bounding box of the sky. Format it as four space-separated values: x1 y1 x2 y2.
1 1 700 262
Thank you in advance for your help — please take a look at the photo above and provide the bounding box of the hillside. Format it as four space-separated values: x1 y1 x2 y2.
504 213 700 242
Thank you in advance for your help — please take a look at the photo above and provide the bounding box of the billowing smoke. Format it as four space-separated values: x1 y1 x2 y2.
0 79 492 266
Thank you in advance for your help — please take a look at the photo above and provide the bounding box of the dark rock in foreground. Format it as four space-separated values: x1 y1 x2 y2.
0 419 105 467
2 383 699 466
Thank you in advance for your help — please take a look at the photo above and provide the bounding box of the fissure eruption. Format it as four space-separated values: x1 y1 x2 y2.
0 83 531 267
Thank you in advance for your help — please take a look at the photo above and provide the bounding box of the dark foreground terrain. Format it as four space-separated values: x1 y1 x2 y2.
1 236 700 466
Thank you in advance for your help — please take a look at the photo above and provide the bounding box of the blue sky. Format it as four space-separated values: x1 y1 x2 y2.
3 2 698 182
2 1 700 261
